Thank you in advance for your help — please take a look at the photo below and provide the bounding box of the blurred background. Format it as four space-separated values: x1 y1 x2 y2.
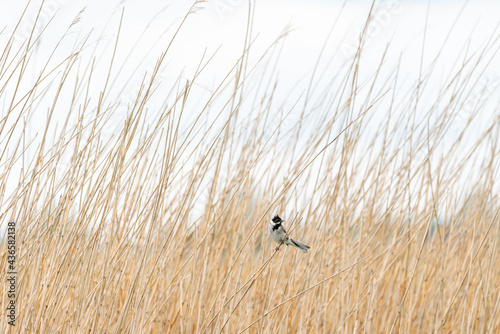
2 0 500 213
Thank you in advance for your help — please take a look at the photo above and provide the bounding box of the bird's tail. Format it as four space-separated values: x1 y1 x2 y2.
287 239 310 253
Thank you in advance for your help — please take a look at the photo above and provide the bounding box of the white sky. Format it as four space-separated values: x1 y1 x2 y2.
2 0 499 89
1 0 500 212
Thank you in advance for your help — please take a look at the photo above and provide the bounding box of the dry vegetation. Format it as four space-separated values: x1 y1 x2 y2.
1 2 500 333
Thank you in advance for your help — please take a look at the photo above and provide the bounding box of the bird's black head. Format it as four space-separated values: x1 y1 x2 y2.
272 215 282 223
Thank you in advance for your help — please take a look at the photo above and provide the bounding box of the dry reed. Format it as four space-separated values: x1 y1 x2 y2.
1 2 500 333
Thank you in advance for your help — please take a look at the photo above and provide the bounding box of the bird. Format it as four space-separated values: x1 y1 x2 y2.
268 215 310 253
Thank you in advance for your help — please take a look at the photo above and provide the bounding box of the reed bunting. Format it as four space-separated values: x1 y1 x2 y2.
268 215 310 253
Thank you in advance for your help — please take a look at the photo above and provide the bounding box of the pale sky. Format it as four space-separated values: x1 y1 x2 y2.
1 0 500 208
2 0 499 91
